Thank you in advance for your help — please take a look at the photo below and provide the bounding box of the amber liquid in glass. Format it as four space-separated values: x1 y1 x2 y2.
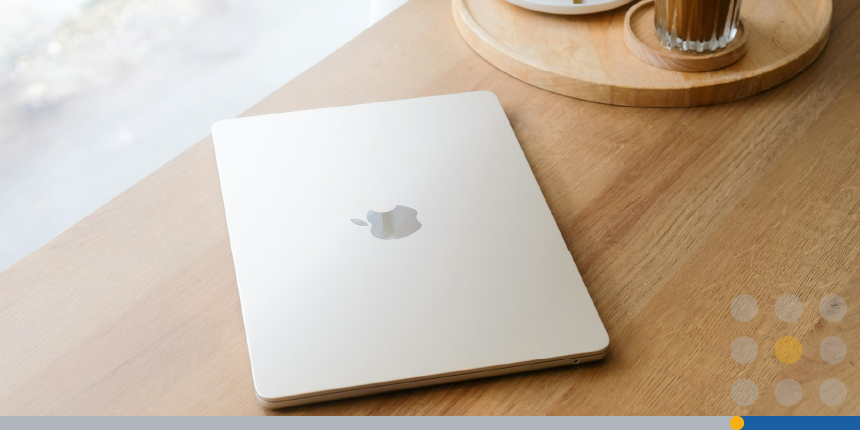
655 0 742 52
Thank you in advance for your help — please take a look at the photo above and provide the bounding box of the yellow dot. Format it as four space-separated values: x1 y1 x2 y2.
775 336 803 364
730 415 744 430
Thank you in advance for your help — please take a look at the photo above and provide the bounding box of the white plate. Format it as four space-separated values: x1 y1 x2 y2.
505 0 636 15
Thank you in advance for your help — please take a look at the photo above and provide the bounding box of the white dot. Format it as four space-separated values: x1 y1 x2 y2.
731 379 758 406
819 379 847 406
819 336 847 364
731 336 758 364
731 295 758 322
775 379 803 406
819 294 847 322
775 294 803 322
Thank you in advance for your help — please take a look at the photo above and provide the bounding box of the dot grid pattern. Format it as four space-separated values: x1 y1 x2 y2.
730 294 847 408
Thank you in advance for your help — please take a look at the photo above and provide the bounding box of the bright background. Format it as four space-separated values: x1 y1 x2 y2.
0 0 409 272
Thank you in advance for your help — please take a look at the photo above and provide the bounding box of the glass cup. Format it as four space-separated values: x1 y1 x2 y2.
655 0 743 52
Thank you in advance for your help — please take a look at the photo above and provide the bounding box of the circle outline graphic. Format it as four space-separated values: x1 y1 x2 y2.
819 294 847 322
819 379 847 406
775 294 803 322
775 336 803 364
731 336 758 364
731 379 759 406
775 378 803 406
731 294 758 322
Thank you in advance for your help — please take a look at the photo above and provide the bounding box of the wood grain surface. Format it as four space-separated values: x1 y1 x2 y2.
453 0 832 106
1 0 859 416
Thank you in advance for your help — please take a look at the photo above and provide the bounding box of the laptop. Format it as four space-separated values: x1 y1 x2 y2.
212 91 609 408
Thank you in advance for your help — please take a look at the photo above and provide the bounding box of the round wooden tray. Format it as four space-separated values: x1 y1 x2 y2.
452 0 832 107
624 0 748 72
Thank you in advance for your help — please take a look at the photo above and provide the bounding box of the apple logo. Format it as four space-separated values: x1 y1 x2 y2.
351 205 422 240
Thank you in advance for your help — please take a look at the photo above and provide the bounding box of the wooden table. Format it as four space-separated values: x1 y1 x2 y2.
1 0 858 415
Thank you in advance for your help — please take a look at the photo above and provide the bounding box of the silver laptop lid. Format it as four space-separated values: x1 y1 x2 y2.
212 91 608 403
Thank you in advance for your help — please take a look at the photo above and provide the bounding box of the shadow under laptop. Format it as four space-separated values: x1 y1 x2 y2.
265 350 613 416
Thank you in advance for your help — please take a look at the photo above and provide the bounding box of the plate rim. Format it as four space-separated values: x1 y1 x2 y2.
504 0 637 15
